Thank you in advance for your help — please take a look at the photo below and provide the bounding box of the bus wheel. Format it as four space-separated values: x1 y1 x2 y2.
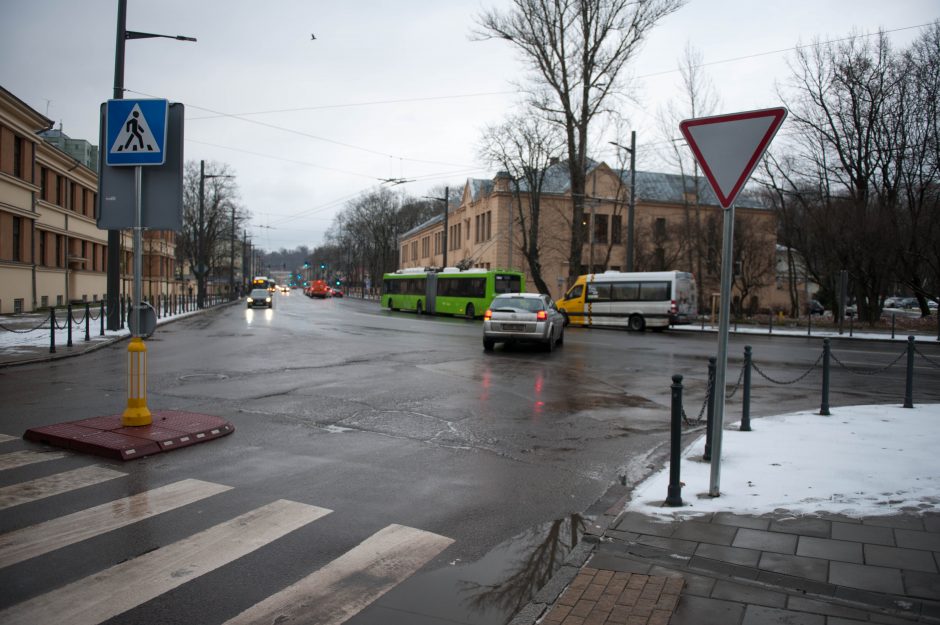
416 301 423 315
465 303 475 319
389 299 397 311
628 314 645 332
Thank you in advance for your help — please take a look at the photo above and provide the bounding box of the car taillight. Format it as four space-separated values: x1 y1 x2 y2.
536 310 547 321
670 300 677 314
484 309 492 320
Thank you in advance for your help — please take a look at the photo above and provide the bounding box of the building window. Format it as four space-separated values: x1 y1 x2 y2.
14 299 24 314
41 295 49 308
40 167 48 200
654 217 667 241
13 135 22 179
474 215 480 243
39 230 46 266
486 211 492 241
56 234 62 267
421 236 429 258
594 214 608 244
57 295 63 306
12 217 21 262
612 214 622 244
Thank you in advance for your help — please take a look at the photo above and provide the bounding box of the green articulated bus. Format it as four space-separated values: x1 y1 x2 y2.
381 268 525 318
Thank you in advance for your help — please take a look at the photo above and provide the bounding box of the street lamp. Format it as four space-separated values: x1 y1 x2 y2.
107 0 196 330
610 132 636 273
197 160 233 308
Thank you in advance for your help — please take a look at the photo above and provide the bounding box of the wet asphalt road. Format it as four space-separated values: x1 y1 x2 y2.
1 292 938 624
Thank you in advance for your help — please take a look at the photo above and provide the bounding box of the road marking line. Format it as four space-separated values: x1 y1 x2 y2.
0 478 231 569
0 450 67 471
0 434 16 443
0 465 127 511
0 499 331 625
223 523 454 625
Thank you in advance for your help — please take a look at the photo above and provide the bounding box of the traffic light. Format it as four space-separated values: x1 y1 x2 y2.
335 279 341 286
320 263 326 270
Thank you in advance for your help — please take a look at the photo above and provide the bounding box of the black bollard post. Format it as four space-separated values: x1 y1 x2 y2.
49 309 56 353
66 304 73 347
84 303 91 341
807 310 812 337
120 296 126 329
741 346 752 431
891 313 896 340
666 374 684 507
904 336 915 408
704 357 716 461
769 310 773 335
849 315 854 337
99 301 105 336
820 339 831 416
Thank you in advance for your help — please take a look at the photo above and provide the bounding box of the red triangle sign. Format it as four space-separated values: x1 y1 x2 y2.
679 107 787 209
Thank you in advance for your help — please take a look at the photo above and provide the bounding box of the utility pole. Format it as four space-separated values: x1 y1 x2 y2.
108 0 195 328
229 203 236 298
610 131 637 272
424 187 449 268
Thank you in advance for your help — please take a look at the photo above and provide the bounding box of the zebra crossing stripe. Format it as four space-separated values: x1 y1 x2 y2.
0 434 16 443
0 465 126 511
0 478 231 569
0 499 331 625
0 450 67 471
223 523 454 625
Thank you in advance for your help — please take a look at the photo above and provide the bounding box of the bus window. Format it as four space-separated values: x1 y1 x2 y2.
586 283 611 301
639 281 670 301
611 282 639 301
564 284 583 301
494 273 521 294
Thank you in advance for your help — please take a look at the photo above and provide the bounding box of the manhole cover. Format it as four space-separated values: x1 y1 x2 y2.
178 373 229 381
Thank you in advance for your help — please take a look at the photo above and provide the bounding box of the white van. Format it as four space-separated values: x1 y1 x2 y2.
556 271 697 332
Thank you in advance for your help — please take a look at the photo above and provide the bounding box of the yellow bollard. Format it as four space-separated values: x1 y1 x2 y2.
122 337 152 426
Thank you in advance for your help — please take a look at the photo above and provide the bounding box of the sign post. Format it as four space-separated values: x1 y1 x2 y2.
103 98 171 426
679 107 787 496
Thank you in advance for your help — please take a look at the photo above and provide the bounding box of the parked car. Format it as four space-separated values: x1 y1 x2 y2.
246 288 272 308
483 293 565 352
330 287 344 298
806 299 824 315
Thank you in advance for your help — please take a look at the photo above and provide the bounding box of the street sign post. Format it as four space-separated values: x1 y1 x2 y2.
679 107 787 497
98 98 180 427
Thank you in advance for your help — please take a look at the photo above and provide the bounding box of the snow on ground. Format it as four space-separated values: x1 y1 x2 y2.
628 404 940 519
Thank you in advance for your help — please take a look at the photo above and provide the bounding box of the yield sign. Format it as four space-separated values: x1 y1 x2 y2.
679 107 787 208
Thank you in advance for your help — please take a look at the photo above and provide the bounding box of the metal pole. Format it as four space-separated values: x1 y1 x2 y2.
904 336 915 408
198 160 205 309
741 346 752 431
49 308 56 353
442 187 449 268
67 304 73 347
230 202 236 298
626 130 636 273
106 0 126 331
704 356 716 461
133 166 142 336
820 339 831 416
838 269 847 335
709 203 736 497
665 374 684 506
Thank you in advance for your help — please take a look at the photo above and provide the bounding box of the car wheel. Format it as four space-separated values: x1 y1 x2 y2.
416 301 423 315
628 314 645 332
483 338 495 351
561 311 570 327
545 327 555 352
465 303 475 319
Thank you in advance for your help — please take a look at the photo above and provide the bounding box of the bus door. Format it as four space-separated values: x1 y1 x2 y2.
585 279 612 326
426 273 438 314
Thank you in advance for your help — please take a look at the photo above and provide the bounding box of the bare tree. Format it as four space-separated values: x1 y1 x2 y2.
178 160 244 307
478 113 565 294
475 0 685 286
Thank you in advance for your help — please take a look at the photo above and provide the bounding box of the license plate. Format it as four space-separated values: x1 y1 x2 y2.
502 323 524 331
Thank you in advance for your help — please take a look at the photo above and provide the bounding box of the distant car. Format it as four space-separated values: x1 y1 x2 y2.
806 299 824 315
279 285 290 294
247 288 272 308
330 287 344 298
483 292 565 352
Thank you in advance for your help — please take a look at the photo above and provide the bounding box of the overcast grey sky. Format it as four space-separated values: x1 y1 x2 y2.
2 0 936 252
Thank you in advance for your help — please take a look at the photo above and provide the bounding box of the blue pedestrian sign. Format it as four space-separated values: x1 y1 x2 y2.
105 99 168 166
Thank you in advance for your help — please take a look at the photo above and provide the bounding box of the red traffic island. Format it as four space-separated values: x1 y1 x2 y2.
24 410 234 461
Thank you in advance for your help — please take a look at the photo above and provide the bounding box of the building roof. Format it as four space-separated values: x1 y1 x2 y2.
621 170 767 210
399 213 443 240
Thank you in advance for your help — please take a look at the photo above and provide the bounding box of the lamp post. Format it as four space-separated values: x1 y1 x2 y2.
108 0 195 330
610 132 636 272
196 160 233 308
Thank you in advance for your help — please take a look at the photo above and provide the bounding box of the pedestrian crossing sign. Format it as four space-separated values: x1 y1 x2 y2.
105 99 168 166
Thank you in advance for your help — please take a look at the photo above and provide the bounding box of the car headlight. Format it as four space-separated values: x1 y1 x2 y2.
265 297 271 302
247 298 253 303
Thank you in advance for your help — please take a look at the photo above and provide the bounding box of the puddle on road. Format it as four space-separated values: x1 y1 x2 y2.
363 514 586 624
